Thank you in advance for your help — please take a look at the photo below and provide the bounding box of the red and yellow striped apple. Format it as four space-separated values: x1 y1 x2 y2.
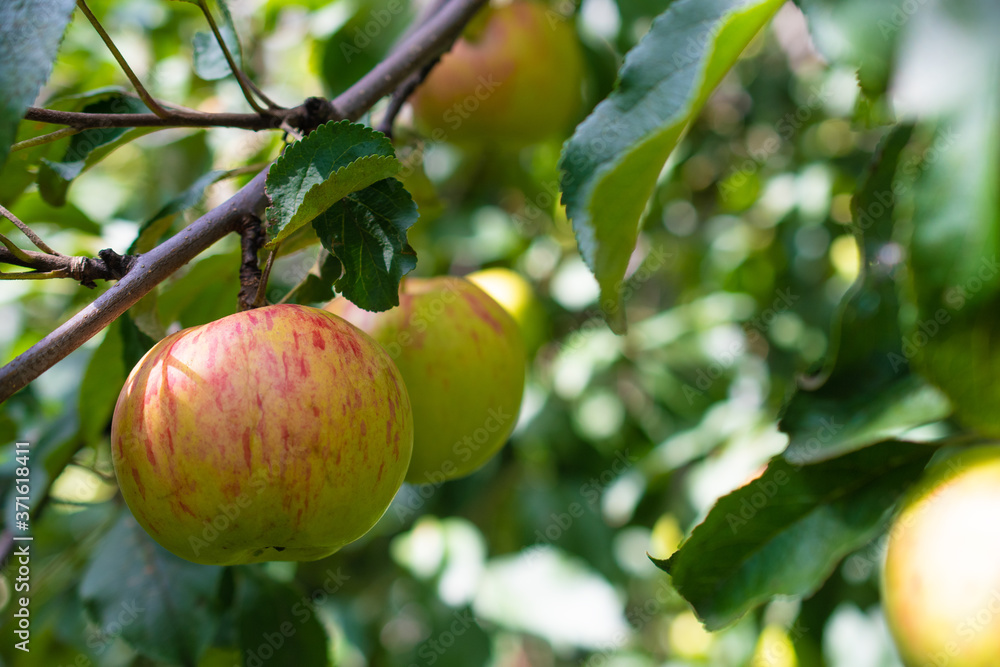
881 445 1000 667
325 277 525 484
111 304 413 565
409 1 584 146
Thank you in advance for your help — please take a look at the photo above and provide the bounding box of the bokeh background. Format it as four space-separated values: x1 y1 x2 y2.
0 0 939 665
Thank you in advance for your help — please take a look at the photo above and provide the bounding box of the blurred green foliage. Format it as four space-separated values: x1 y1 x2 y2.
1 0 994 665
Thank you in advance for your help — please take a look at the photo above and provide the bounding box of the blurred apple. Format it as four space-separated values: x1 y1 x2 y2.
409 1 584 146
467 266 546 355
881 445 1000 667
326 277 525 483
111 304 413 565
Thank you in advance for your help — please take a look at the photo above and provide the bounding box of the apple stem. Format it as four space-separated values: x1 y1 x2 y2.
237 215 266 311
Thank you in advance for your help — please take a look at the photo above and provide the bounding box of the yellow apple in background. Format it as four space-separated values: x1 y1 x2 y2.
467 266 547 355
111 304 413 565
881 445 1000 667
326 277 526 484
409 1 584 146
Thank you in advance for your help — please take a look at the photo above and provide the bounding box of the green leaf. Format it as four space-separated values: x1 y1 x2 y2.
1 87 131 203
780 125 952 463
120 311 156 372
38 94 157 206
907 90 1000 436
781 376 950 466
79 510 224 666
0 0 77 172
319 0 415 98
312 178 418 312
7 190 101 235
795 0 901 99
234 567 331 666
654 441 934 630
130 169 229 254
158 252 240 329
78 322 126 446
559 0 783 333
264 120 400 249
193 1 243 81
1 412 81 526
281 250 343 306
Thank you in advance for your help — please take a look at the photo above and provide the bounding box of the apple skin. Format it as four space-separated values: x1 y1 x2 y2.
409 1 584 146
110 304 413 565
467 267 547 356
325 277 526 483
881 445 1000 667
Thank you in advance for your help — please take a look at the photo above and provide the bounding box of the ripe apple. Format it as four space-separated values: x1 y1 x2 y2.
466 267 547 355
325 277 525 483
110 304 413 565
881 445 1000 667
409 1 584 146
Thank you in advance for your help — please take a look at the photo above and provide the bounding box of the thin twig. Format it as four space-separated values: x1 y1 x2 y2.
23 106 281 131
196 0 268 115
10 127 82 153
0 270 71 280
0 205 60 255
0 246 137 287
0 0 492 404
377 60 439 137
376 0 465 139
246 77 283 111
0 233 35 264
76 0 172 119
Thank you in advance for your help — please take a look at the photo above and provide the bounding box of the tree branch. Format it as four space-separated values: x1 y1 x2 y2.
377 61 439 138
0 0 490 404
376 0 463 137
196 0 271 114
0 246 137 287
23 106 282 131
76 0 172 119
334 0 489 120
0 204 60 255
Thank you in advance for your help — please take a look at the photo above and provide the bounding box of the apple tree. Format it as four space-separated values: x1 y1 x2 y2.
0 0 998 666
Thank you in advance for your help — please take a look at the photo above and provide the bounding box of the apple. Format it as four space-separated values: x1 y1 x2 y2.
409 1 584 146
466 266 547 355
881 445 1000 667
110 304 413 565
325 277 526 483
